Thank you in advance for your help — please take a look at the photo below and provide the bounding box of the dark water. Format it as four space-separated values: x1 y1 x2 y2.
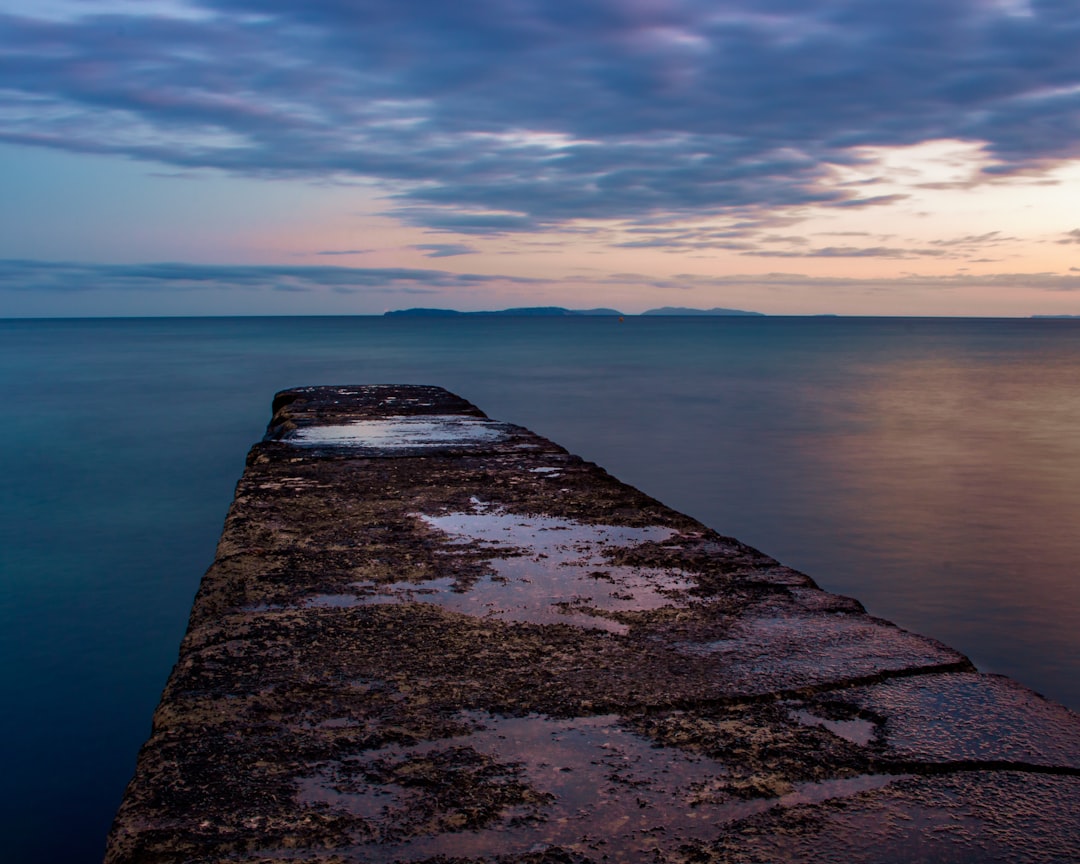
2 315 1078 863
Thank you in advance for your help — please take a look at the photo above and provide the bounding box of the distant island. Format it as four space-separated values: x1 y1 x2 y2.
384 306 622 317
385 306 765 317
640 306 765 317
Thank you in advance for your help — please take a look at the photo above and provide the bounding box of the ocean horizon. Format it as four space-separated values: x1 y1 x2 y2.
3 314 1079 863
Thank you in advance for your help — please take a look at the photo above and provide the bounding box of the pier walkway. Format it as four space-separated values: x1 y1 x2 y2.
107 385 1080 863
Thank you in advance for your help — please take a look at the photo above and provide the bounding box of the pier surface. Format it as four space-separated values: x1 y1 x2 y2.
107 385 1080 863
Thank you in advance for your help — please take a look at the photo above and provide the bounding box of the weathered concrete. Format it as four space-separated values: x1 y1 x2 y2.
107 385 1080 863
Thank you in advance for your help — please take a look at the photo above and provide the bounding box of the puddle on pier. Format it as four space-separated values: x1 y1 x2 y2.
305 502 696 633
289 502 960 684
322 388 439 409
285 416 507 449
790 708 877 747
294 712 901 862
255 476 327 492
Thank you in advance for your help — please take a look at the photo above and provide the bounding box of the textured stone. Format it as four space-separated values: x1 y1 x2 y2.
106 386 1080 864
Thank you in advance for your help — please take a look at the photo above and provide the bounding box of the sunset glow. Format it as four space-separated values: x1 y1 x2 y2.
2 0 1079 316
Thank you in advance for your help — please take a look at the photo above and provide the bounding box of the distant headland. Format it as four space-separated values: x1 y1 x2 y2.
641 306 765 316
384 305 765 317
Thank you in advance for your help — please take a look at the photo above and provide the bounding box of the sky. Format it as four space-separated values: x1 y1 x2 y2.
1 0 1079 316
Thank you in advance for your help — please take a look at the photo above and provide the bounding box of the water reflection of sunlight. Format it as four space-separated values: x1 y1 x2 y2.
804 350 1080 691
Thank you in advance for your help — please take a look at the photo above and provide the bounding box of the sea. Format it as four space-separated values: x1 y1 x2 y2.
2 315 1079 864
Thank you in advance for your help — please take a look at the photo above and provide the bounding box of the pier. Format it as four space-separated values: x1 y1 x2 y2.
106 385 1080 862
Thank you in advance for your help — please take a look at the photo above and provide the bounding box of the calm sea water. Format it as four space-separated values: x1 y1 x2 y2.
2 315 1079 863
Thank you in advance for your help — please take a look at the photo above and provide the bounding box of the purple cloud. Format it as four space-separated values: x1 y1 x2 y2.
0 1 1078 231
0 259 538 295
411 243 478 258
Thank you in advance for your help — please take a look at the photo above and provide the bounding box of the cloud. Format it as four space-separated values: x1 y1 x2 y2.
0 259 537 296
613 235 755 251
611 213 810 250
743 246 949 259
760 235 810 246
2 1 1079 232
317 249 371 256
393 209 540 235
737 230 1020 259
618 269 1080 294
410 243 478 258
16 258 1079 305
927 231 1012 247
829 194 910 209
1058 229 1080 244
608 221 1018 258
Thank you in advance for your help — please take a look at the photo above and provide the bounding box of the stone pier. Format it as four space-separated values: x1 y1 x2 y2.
106 385 1080 863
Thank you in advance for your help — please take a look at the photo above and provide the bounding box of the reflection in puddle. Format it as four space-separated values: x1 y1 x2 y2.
306 504 696 633
286 416 507 448
256 476 325 491
791 709 877 747
295 712 901 862
297 774 400 822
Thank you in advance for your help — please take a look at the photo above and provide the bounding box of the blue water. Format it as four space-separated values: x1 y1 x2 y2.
2 315 1079 863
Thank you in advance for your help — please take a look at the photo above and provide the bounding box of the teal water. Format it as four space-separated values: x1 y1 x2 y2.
2 315 1079 863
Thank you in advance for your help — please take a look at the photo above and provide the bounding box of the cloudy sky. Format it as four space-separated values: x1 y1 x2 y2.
2 0 1079 316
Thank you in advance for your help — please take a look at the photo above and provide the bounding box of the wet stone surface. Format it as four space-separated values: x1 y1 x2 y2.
107 386 1080 863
